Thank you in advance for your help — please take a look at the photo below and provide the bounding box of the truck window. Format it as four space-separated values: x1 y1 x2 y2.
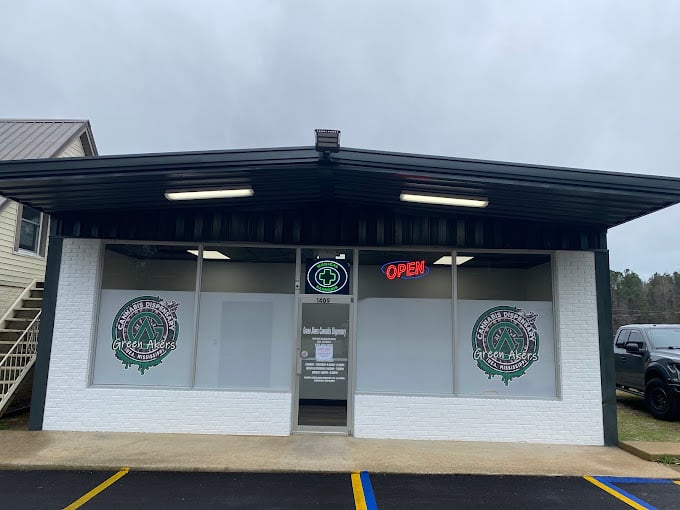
648 328 680 349
627 330 644 346
615 329 630 347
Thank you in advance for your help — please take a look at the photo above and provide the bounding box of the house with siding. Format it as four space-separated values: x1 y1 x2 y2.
0 119 97 414
0 119 98 314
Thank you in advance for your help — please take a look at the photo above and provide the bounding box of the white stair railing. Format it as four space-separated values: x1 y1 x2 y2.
0 311 40 416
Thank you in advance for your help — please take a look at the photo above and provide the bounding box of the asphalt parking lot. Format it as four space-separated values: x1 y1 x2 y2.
0 470 678 509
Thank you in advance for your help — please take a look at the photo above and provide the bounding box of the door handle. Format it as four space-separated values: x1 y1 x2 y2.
296 356 302 375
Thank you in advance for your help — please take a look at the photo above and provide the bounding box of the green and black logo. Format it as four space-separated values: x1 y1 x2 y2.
112 296 180 374
305 259 349 294
472 306 539 385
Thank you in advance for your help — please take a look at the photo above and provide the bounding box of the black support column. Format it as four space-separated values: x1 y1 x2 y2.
28 235 63 431
595 250 618 446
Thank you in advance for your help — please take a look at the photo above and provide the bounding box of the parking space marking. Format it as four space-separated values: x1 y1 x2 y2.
351 471 378 510
351 472 367 510
62 467 129 510
585 476 665 510
598 477 675 484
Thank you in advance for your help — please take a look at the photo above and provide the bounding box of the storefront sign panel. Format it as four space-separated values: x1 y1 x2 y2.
471 305 540 385
111 295 180 374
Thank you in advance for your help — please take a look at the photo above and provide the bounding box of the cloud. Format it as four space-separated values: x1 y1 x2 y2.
1 0 679 276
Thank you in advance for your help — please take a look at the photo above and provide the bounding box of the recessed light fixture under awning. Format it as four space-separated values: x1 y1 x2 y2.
434 256 474 265
187 250 230 260
400 192 488 208
165 188 254 201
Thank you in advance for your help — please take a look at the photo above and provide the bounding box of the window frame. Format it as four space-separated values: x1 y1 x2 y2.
14 203 48 257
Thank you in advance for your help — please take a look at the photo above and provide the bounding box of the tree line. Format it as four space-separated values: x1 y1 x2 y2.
610 270 680 331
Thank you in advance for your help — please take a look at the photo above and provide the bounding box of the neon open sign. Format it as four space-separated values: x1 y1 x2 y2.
381 260 430 280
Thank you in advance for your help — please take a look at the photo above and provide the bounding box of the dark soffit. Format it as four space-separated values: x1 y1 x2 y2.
0 145 679 229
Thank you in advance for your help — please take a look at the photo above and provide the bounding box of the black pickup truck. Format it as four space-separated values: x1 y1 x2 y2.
614 324 680 420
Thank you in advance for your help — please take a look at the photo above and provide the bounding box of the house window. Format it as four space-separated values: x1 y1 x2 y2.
15 204 47 256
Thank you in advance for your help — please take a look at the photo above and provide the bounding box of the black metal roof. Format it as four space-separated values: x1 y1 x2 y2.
0 145 679 229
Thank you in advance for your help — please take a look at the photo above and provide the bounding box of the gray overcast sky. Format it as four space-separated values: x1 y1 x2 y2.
1 0 679 278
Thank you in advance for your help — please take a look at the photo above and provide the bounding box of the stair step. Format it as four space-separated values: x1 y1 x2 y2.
5 318 34 324
29 289 44 298
12 309 40 319
34 281 45 290
0 330 23 341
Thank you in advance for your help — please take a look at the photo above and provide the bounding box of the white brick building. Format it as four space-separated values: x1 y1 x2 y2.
2 134 680 445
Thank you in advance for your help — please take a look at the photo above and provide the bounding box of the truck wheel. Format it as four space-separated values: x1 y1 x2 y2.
645 378 680 421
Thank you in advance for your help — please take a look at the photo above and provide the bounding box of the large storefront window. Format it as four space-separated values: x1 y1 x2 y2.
356 250 453 394
91 244 557 400
455 253 556 397
92 244 296 390
194 247 296 390
92 244 198 387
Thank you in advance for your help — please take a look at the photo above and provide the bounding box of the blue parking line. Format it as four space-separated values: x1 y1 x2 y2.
591 476 663 510
359 471 378 510
598 477 674 485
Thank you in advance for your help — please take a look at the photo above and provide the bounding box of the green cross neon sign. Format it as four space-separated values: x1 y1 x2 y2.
318 267 339 286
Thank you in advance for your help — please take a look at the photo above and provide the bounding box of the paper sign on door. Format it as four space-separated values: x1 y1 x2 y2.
315 343 333 361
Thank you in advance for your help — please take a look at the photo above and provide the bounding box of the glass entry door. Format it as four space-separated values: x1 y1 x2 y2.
295 296 352 432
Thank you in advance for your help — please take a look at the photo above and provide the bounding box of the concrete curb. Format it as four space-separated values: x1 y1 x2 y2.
619 441 680 462
619 442 659 461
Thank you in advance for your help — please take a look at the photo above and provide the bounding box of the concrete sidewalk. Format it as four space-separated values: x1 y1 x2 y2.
0 431 678 477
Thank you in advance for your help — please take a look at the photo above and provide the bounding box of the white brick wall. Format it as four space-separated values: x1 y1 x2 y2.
353 251 604 445
42 239 292 435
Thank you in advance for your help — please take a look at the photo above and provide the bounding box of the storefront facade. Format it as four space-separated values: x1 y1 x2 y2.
2 141 679 445
46 241 599 444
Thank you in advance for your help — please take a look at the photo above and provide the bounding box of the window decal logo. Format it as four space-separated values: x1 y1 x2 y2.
381 260 429 280
472 306 539 385
111 296 179 374
306 260 349 294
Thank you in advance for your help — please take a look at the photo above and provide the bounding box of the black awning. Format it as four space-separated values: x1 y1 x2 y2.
1 145 679 228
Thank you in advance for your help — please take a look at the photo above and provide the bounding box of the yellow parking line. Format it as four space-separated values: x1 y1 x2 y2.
63 467 129 510
351 472 368 510
674 480 680 485
583 476 648 510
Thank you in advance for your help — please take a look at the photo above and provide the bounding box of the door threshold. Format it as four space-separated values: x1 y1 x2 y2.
293 426 349 435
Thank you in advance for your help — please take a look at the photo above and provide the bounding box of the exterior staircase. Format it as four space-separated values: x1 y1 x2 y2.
0 279 43 417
